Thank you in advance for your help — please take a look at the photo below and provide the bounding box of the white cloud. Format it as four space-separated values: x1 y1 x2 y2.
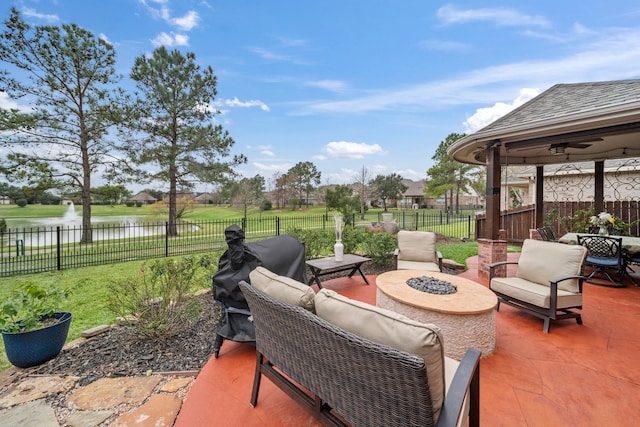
397 168 425 181
463 88 540 133
253 162 291 173
437 4 550 28
301 26 640 116
21 7 59 23
139 1 199 31
258 145 275 157
170 10 200 31
324 141 383 159
418 39 469 52
99 33 115 46
305 80 348 93
221 97 270 112
0 92 31 113
150 32 189 47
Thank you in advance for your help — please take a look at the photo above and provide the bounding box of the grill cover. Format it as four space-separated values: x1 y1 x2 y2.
212 224 307 343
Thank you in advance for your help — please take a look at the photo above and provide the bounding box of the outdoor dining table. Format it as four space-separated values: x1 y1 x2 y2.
558 233 640 256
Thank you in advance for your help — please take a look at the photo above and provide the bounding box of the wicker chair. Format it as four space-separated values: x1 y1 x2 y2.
239 281 480 427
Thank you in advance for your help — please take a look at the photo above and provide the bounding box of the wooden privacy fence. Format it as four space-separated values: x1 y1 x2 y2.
476 201 640 244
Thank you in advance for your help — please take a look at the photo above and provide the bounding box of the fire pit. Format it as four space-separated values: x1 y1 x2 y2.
406 276 457 295
376 270 498 360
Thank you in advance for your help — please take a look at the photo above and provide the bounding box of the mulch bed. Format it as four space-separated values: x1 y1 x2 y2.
4 233 466 385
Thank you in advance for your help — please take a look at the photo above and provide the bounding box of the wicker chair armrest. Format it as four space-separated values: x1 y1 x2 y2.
436 348 481 427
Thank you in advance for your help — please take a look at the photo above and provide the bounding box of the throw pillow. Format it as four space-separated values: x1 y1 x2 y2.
249 266 315 312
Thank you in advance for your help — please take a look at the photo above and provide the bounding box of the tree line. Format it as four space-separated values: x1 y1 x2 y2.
0 8 483 241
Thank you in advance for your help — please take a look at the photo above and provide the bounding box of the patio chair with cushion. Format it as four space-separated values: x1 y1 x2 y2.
393 230 443 271
577 235 628 287
489 239 588 333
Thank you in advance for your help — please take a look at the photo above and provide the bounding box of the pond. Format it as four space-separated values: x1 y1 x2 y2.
2 203 179 247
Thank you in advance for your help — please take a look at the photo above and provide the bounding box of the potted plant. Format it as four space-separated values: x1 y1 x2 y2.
0 282 72 368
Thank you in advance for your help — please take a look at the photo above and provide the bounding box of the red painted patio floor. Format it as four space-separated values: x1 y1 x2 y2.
175 255 640 427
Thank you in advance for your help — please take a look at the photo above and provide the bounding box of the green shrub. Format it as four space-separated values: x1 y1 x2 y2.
16 199 27 207
287 227 333 259
261 199 272 211
361 231 397 267
340 225 365 254
0 218 6 233
106 255 215 339
0 282 70 333
126 201 135 207
136 201 143 207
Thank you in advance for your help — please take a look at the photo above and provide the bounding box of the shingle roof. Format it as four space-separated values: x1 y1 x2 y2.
449 79 640 166
482 79 640 133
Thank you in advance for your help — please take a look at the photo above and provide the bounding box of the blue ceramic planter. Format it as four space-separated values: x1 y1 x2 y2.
2 312 72 368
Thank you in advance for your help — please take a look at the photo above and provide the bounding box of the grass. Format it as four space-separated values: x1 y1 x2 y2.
0 256 217 371
0 204 484 370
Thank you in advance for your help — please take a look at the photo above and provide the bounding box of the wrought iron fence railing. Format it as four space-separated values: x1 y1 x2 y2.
0 212 473 277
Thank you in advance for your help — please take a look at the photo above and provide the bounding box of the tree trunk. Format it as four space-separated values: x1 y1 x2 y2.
80 135 92 244
168 165 178 237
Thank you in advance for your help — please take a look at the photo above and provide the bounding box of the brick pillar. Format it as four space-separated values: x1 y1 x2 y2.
477 229 507 280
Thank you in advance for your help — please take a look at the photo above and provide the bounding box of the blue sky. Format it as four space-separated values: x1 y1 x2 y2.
3 1 640 192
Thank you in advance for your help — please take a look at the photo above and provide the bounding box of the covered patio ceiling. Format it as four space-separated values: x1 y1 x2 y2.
449 79 640 166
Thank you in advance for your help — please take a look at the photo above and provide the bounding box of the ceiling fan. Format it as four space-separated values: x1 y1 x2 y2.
548 142 593 154
505 137 601 154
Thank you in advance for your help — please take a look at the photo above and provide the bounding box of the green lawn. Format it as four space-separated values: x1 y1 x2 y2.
0 203 485 370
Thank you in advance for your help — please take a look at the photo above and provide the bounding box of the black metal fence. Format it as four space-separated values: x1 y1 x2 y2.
0 212 473 277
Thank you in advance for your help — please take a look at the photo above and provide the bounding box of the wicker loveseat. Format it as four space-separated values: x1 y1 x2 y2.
239 266 480 427
489 239 588 333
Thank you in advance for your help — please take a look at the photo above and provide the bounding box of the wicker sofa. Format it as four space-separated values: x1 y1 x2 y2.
239 267 480 427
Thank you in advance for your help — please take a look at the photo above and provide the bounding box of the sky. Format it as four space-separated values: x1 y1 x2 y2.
2 1 640 192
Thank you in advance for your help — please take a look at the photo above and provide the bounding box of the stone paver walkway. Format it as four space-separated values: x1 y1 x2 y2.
0 367 194 427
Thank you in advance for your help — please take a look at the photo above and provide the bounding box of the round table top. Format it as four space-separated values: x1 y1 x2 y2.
376 270 498 315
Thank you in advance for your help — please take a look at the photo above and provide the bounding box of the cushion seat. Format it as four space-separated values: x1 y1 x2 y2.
397 259 441 271
395 230 443 272
489 239 588 333
490 277 583 309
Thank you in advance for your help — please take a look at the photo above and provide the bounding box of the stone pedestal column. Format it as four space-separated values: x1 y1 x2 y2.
478 229 507 280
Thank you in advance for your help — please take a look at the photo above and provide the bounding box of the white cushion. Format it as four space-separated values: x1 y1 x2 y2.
397 259 440 271
314 289 446 419
516 239 587 292
249 266 315 312
490 276 583 308
397 230 437 263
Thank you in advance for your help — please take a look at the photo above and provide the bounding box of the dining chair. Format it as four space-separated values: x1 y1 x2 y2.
577 235 627 287
588 226 601 234
537 226 557 242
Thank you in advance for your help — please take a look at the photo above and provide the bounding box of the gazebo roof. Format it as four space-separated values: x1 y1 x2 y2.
449 79 640 166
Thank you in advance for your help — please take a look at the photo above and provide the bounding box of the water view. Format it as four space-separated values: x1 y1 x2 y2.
3 203 174 247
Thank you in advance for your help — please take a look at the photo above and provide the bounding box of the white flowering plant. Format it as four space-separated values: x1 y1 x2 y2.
589 212 616 228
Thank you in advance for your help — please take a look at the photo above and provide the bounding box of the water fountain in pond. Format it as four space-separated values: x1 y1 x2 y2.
62 202 80 224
